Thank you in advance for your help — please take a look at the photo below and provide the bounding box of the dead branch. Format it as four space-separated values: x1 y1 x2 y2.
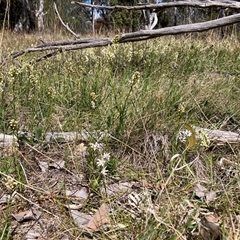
73 0 240 11
35 50 60 62
119 13 240 42
53 2 79 39
35 38 111 48
10 39 111 59
4 12 240 62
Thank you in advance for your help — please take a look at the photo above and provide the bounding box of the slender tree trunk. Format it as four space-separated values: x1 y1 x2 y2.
174 0 177 26
142 0 158 30
22 0 29 32
91 0 95 35
36 0 44 31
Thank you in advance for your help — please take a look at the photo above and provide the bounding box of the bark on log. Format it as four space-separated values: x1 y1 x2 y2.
194 127 240 145
45 132 90 143
119 13 240 42
46 128 240 145
73 0 240 11
1 125 239 159
6 12 240 62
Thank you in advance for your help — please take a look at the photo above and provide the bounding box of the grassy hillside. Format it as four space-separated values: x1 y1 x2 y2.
0 32 240 239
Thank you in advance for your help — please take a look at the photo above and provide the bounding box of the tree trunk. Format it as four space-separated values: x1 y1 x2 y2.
142 0 158 30
22 0 29 32
36 0 44 31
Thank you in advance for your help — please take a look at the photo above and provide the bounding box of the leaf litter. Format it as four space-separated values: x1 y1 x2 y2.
194 183 217 203
12 208 41 222
0 129 239 239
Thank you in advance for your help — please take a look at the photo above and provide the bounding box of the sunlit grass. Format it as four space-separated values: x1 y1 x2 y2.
1 30 240 239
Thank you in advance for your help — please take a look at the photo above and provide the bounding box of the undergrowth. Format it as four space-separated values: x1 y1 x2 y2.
0 32 240 239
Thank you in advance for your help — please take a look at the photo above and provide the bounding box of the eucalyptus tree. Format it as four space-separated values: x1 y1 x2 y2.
0 0 36 31
108 0 142 32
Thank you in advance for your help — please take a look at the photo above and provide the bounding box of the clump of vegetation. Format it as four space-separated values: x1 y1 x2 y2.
0 32 240 239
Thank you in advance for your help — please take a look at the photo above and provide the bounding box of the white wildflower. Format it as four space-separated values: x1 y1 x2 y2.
91 101 96 109
96 158 106 167
178 130 192 143
101 167 108 176
102 152 110 161
90 142 103 151
96 152 110 167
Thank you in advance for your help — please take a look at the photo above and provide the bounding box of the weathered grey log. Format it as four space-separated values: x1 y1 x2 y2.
45 127 240 146
73 0 240 11
45 132 90 143
119 13 240 42
194 126 240 144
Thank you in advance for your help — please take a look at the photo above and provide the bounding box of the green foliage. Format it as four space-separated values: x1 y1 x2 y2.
0 217 13 240
0 0 37 31
109 0 141 32
1 34 240 239
2 37 240 136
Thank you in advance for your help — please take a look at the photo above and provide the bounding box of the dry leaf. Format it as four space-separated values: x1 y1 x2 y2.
102 181 136 197
86 203 110 232
206 191 217 203
236 215 240 223
24 230 41 239
38 160 65 171
70 210 92 227
49 160 65 169
200 213 222 240
38 161 48 172
73 143 87 157
0 133 18 147
194 184 216 203
66 187 88 199
219 157 237 169
12 208 41 222
194 184 208 198
66 204 83 210
219 158 238 176
111 223 127 230
0 194 12 204
0 133 18 157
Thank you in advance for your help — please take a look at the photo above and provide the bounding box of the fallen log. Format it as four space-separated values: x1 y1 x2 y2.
6 12 240 62
1 126 239 158
194 126 240 145
73 0 240 11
